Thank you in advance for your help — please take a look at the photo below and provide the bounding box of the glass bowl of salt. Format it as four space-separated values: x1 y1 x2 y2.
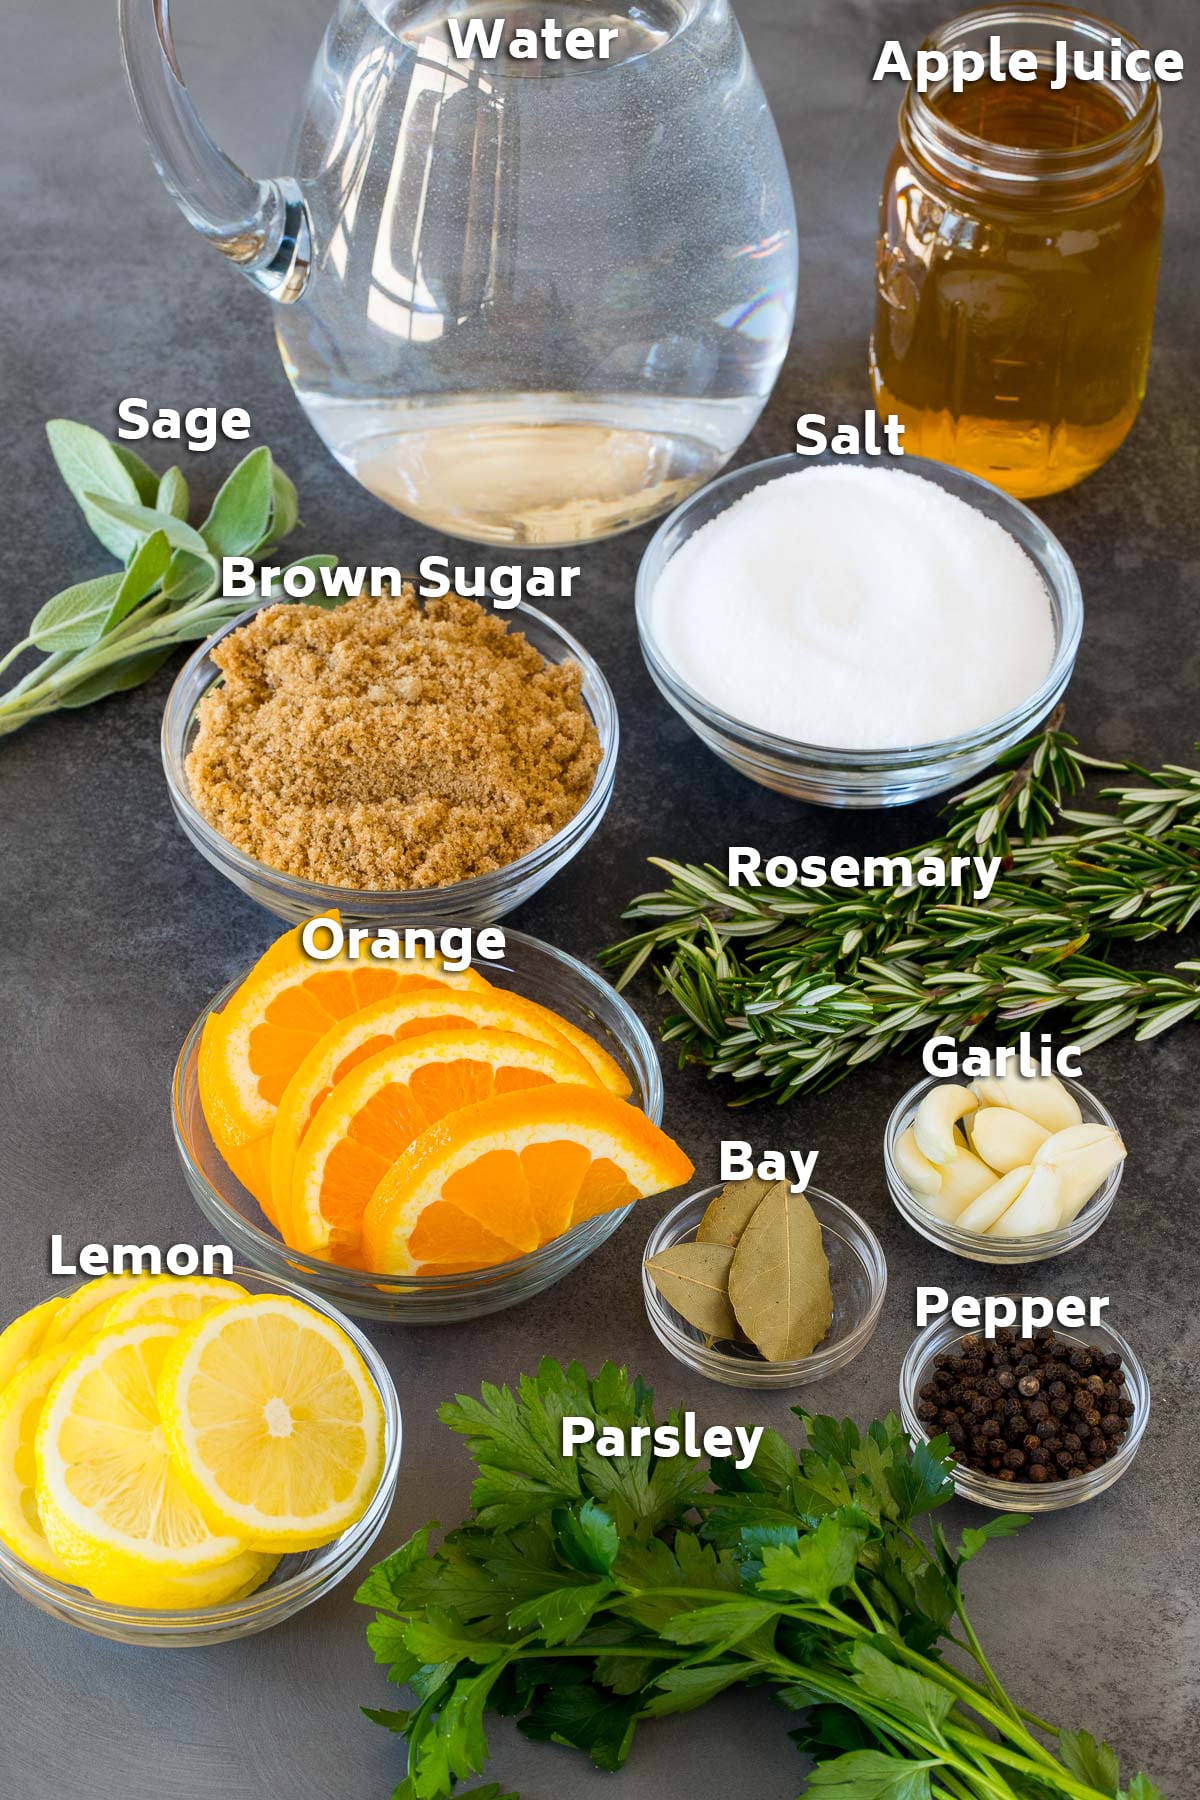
635 451 1082 808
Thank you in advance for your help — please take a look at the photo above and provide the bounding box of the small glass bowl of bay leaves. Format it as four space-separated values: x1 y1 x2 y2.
642 1182 887 1389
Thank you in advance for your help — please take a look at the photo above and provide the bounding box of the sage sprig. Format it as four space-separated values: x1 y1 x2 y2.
601 722 1200 1103
0 421 333 738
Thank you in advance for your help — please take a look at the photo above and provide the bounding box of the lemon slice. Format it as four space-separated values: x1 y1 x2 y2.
99 1276 249 1329
36 1321 246 1585
42 1275 153 1349
158 1297 386 1552
0 1297 63 1395
0 1344 77 1580
78 1542 280 1611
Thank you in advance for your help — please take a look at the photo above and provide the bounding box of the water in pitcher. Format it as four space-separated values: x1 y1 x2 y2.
278 0 797 544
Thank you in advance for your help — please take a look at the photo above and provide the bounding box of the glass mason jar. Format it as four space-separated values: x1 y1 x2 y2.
869 7 1164 499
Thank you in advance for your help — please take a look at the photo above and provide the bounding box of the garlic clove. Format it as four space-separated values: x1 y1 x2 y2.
969 1106 1051 1173
969 1071 1082 1133
1033 1122 1115 1163
895 1126 941 1195
940 1137 998 1205
1035 1127 1127 1226
953 1165 1033 1235
988 1164 1063 1238
913 1083 978 1164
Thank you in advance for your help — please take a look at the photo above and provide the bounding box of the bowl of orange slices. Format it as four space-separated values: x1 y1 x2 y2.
173 918 693 1322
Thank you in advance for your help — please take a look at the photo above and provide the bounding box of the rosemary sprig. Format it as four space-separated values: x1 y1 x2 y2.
600 722 1200 1103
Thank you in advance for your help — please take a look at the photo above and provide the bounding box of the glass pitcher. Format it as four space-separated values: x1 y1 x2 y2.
119 1 798 547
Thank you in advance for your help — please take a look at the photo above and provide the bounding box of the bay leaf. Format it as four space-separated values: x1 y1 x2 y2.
696 1176 774 1249
646 1242 738 1341
728 1185 832 1363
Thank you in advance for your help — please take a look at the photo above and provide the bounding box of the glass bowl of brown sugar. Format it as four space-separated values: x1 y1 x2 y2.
161 594 618 926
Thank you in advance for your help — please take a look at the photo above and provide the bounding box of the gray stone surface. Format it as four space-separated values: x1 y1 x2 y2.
1 1 1197 1795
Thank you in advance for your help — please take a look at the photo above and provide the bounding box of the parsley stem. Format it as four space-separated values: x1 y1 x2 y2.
849 1580 886 1633
762 1654 1009 1800
954 1597 1025 1730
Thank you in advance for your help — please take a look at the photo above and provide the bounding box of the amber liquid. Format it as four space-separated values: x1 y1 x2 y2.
871 79 1162 498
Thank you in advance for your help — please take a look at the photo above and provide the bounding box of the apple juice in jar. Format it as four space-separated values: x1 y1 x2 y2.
869 9 1163 499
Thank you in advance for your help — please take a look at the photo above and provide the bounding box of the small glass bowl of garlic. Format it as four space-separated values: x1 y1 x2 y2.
884 1071 1125 1264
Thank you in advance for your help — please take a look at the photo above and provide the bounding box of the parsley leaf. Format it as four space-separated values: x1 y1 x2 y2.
1060 1727 1121 1793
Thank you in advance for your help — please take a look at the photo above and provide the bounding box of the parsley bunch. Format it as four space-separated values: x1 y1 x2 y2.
358 1361 1162 1800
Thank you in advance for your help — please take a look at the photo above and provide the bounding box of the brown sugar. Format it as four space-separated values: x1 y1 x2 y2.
185 588 602 889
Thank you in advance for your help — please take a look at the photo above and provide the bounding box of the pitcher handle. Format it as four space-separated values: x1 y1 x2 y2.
118 0 311 302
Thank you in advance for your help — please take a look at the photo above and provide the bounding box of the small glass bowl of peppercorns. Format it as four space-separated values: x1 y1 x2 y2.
899 1316 1149 1511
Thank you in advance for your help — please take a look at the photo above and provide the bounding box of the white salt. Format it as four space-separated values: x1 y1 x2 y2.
650 466 1057 751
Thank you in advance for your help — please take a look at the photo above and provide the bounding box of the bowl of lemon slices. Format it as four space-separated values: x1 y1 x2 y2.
0 1268 400 1645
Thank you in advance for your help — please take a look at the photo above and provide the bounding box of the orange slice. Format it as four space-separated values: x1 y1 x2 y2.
197 914 489 1223
361 1086 694 1276
269 987 604 1228
288 1027 601 1260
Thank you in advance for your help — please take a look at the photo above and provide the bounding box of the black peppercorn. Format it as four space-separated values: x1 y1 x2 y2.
914 1330 1130 1486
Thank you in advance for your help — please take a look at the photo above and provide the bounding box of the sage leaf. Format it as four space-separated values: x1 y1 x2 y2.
157 466 190 520
696 1176 773 1248
163 548 220 603
285 553 344 609
29 573 124 651
645 1242 737 1340
46 419 142 561
728 1183 832 1362
270 461 300 542
84 492 210 558
200 444 274 557
57 646 173 708
104 529 172 634
112 444 160 505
